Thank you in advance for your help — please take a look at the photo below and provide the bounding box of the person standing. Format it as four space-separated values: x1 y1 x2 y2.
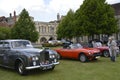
107 36 117 62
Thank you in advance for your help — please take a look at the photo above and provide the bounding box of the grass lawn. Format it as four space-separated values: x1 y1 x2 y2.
0 57 120 80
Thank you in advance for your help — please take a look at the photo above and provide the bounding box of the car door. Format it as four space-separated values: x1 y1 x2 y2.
0 42 11 66
0 41 4 65
65 48 77 58
60 48 75 58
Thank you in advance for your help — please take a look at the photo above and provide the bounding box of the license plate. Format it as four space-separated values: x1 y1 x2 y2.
43 66 52 70
96 56 100 58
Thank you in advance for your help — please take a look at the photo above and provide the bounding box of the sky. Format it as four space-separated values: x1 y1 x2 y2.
0 0 120 22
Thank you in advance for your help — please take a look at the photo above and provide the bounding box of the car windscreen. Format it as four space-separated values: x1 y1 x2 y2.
69 44 83 49
11 41 33 49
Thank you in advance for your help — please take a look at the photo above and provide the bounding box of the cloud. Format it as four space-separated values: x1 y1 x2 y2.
106 0 120 4
0 0 83 21
0 0 44 12
0 0 120 21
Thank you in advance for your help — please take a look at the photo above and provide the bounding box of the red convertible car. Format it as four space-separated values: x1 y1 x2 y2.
94 46 119 57
55 44 101 62
95 46 109 57
92 42 110 57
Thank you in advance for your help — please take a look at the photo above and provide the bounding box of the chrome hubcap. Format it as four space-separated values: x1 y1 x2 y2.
18 63 23 73
80 55 85 62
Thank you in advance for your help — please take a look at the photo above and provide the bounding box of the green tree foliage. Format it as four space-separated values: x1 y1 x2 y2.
57 0 118 40
0 27 11 40
11 9 39 42
74 8 87 36
100 4 118 35
75 0 118 36
57 9 75 39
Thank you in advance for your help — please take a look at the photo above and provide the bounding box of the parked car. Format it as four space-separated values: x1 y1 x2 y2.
94 41 119 57
88 40 110 57
95 46 110 57
0 39 59 75
61 39 73 48
48 40 62 45
55 43 101 62
117 40 120 50
93 42 110 57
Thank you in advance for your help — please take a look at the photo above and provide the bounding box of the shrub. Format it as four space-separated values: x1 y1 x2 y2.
42 43 62 47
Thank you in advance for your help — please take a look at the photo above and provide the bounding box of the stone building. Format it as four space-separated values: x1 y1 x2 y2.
1 3 120 44
35 3 120 44
0 16 9 27
0 11 18 27
7 11 17 27
35 13 62 44
112 3 120 40
0 11 34 27
35 20 59 44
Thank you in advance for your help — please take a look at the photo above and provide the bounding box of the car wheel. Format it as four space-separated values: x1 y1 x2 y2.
17 62 27 75
79 54 87 62
103 50 110 57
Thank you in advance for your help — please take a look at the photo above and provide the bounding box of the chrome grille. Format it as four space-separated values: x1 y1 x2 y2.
40 50 50 64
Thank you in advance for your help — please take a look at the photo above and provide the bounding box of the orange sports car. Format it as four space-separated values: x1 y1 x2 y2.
55 44 101 62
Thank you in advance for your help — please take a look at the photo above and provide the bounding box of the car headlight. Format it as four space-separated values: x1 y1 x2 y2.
50 54 55 58
89 52 91 55
88 51 91 54
32 56 39 61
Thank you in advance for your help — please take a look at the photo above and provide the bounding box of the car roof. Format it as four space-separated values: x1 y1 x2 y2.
0 39 29 42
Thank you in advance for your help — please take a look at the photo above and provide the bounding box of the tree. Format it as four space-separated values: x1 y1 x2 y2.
11 9 39 42
100 4 118 35
75 0 118 39
0 26 11 40
57 9 75 40
74 7 87 37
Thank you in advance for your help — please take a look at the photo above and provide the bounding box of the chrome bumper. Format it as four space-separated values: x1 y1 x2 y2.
25 62 59 70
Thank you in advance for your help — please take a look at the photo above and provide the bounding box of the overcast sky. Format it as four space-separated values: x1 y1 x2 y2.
0 0 120 22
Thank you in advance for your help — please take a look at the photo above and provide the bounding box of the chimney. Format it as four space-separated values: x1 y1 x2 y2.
57 13 60 21
13 11 16 22
10 13 12 18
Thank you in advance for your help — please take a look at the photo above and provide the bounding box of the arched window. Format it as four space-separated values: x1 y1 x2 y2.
40 37 47 43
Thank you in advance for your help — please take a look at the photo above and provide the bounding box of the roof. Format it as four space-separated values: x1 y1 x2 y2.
0 39 30 42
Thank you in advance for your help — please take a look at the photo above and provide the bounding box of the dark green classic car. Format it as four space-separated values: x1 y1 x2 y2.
0 39 59 75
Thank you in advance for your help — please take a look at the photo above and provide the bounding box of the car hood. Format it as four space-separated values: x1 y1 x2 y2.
13 48 43 54
79 48 100 53
13 48 57 55
55 48 100 53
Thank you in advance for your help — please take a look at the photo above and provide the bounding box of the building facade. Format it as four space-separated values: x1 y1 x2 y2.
35 21 59 44
112 3 120 40
0 11 34 27
0 16 9 27
1 3 120 44
0 11 19 27
35 3 120 44
35 13 62 44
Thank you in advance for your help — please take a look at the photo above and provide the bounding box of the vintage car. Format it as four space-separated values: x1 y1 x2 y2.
55 44 101 62
0 39 59 75
92 41 120 57
88 41 110 57
94 46 110 57
92 42 110 57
